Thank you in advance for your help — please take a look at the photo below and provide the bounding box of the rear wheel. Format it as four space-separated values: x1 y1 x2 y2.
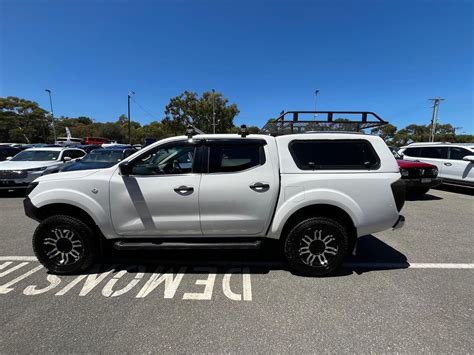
284 217 349 276
32 215 98 274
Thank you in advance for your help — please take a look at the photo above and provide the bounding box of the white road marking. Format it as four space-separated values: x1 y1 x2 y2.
222 268 244 301
0 256 37 261
343 262 474 269
0 265 43 294
183 267 217 300
0 262 29 277
136 266 186 299
102 265 146 297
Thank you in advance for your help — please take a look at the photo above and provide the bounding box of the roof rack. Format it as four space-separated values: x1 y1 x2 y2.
260 111 388 136
407 142 452 145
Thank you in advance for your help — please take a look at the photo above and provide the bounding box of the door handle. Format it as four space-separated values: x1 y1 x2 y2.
444 163 452 166
174 185 194 195
249 182 270 192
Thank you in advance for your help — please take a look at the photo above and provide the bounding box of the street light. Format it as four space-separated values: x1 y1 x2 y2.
45 89 57 143
127 91 135 145
314 90 320 120
212 89 216 134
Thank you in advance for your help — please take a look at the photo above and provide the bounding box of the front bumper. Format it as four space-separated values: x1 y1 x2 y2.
404 177 441 189
23 196 41 221
392 215 405 230
0 174 38 190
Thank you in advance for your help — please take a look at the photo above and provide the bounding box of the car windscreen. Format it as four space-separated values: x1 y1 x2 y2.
82 150 124 163
11 150 60 161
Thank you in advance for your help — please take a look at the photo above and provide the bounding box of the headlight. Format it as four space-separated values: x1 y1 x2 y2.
400 169 409 177
25 167 47 173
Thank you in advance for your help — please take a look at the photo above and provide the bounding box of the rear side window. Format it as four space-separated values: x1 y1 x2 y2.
419 147 448 159
403 147 421 157
449 147 472 160
289 140 380 170
208 144 265 173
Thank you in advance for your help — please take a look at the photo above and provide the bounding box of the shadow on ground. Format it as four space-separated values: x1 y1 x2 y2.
0 190 26 198
67 234 408 278
406 192 443 201
434 184 474 196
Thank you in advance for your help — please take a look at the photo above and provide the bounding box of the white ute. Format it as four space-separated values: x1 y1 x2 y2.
24 126 406 276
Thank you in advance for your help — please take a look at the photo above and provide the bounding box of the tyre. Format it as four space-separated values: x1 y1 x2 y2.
32 215 99 274
284 217 349 276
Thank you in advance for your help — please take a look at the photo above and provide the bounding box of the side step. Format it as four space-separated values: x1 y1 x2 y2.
113 240 262 251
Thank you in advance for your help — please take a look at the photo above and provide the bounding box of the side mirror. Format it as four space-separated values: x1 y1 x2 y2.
5 156 12 160
462 155 474 163
63 156 72 162
119 161 131 176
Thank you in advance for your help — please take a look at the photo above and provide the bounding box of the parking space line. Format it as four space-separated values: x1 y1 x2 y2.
0 257 473 269
0 256 37 261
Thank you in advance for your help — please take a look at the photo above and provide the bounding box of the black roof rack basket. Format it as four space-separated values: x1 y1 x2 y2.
260 111 388 136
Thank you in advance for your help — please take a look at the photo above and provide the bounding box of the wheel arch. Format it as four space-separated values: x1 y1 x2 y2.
36 203 97 228
278 204 357 250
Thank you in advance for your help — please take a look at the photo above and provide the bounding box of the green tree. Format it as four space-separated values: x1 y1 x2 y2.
163 91 239 134
0 96 50 143
371 124 398 144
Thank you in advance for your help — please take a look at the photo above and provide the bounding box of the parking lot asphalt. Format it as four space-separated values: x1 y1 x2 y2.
0 186 473 353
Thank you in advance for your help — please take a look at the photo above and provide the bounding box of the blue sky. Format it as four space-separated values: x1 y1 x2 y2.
1 0 473 133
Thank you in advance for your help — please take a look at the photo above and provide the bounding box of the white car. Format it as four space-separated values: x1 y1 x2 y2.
24 131 405 276
398 143 474 188
0 147 86 190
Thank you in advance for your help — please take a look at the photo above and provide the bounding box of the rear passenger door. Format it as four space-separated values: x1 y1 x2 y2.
444 147 474 183
403 147 449 176
198 139 277 236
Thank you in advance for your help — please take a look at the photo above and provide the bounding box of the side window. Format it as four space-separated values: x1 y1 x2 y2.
403 147 421 157
419 147 448 159
289 140 380 170
63 150 85 159
124 149 136 158
208 144 265 173
71 150 85 159
131 144 195 175
449 147 472 160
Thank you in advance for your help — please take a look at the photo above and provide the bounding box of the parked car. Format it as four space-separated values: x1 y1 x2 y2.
0 146 20 161
0 147 86 190
389 147 441 195
73 144 103 153
24 129 405 276
61 147 137 172
398 143 474 188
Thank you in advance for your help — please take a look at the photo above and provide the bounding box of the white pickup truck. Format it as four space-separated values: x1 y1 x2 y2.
24 130 405 276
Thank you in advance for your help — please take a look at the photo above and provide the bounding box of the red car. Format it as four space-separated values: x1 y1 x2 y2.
390 147 441 196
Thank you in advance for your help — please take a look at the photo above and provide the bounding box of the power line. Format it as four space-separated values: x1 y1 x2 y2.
130 96 160 121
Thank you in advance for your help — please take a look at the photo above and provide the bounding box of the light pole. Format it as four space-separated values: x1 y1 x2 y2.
212 89 216 134
429 97 445 142
45 89 56 143
127 91 135 144
314 90 320 120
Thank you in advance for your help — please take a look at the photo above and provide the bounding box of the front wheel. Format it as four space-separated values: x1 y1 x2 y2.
284 217 349 276
32 215 99 274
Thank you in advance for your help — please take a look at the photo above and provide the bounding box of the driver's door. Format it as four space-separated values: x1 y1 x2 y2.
109 140 202 236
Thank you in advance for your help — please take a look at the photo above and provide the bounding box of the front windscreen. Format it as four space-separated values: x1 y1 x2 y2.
11 150 60 161
82 150 124 163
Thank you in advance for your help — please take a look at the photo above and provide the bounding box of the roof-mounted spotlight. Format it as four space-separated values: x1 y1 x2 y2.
239 124 249 138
